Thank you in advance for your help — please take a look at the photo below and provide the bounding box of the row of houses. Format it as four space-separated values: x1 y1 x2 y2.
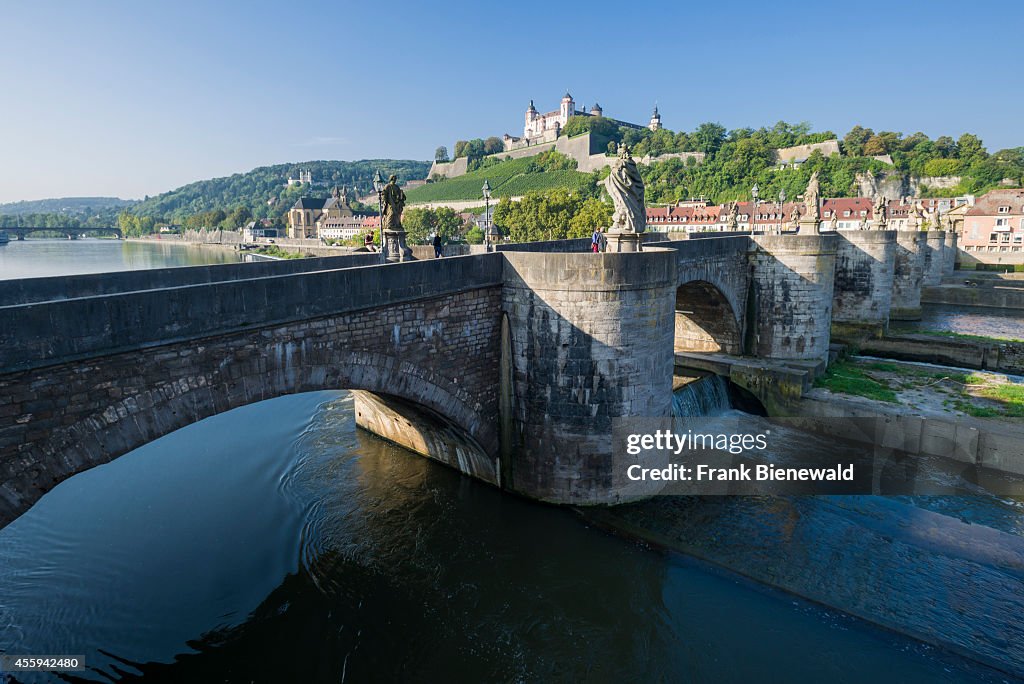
644 190 1024 254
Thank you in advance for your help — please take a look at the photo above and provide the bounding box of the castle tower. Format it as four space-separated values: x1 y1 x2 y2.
648 106 662 132
591 102 603 117
524 99 538 138
560 91 574 123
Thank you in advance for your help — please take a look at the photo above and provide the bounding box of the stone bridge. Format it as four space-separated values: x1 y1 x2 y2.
3 226 123 240
0 230 952 525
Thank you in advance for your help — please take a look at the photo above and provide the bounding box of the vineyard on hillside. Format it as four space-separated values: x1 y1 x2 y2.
406 156 593 204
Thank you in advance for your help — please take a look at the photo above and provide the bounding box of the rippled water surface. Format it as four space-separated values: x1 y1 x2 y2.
893 303 1024 339
0 392 1015 682
0 239 240 280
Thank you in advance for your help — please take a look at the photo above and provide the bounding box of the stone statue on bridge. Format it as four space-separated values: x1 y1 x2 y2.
381 175 406 231
907 200 924 230
727 202 739 231
872 195 888 229
381 175 414 262
803 171 821 222
603 143 646 251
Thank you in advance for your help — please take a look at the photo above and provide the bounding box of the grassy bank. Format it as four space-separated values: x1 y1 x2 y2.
816 358 1023 418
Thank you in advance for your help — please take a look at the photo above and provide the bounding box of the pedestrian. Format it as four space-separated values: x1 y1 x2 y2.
598 227 607 252
432 233 443 258
591 227 601 253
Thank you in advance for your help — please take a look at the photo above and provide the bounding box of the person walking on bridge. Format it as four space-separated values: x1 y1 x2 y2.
591 227 601 253
432 233 443 258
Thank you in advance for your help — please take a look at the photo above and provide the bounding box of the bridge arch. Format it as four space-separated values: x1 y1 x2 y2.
674 279 744 355
2 342 496 527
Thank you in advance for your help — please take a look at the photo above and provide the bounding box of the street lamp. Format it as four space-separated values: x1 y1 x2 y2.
750 183 759 232
372 170 385 262
482 179 492 250
778 189 786 234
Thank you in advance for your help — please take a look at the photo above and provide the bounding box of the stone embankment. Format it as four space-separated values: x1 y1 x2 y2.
859 334 1024 374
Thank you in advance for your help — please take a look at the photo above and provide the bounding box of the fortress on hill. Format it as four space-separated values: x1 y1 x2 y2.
426 93 695 183
501 92 660 150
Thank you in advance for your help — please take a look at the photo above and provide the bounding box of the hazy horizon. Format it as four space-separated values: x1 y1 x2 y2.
3 0 1022 204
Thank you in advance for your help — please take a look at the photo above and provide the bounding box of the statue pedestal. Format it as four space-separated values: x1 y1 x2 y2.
604 232 643 253
383 230 415 263
797 219 820 236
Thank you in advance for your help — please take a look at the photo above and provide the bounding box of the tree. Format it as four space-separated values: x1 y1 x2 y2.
568 198 612 237
433 207 465 241
957 133 987 163
465 225 485 244
402 207 436 244
842 126 874 156
693 122 727 155
483 137 504 156
453 140 469 159
435 146 449 163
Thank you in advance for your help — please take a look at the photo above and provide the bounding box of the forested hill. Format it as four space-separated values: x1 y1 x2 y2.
0 197 133 216
130 159 430 222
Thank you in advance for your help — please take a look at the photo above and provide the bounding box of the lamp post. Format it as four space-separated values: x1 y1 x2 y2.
750 183 759 233
372 170 385 263
778 189 786 234
482 179 492 250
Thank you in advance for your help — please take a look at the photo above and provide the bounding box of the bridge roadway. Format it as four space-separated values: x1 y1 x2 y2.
0 231 945 526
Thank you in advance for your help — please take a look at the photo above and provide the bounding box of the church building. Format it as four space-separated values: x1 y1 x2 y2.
287 186 362 239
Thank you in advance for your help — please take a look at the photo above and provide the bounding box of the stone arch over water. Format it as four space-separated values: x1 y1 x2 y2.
674 280 743 355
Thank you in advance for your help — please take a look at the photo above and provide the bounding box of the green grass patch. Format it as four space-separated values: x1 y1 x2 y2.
918 330 1024 344
255 245 306 259
407 156 592 203
814 359 898 403
973 382 1024 417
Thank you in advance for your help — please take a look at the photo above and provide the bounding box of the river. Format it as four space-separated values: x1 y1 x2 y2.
0 238 240 280
0 246 1020 682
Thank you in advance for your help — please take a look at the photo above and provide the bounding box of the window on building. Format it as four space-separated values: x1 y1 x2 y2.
843 210 851 217
998 206 1010 213
996 218 1009 227
990 233 999 242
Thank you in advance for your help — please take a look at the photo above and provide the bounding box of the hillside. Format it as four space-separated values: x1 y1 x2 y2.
130 159 430 221
0 196 134 216
405 154 593 204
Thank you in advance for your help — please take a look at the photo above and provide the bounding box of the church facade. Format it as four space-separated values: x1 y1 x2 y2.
287 186 364 239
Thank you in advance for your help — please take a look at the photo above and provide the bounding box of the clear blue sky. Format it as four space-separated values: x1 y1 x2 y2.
1 0 1021 203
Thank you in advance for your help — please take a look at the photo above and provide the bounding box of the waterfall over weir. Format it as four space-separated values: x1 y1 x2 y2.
671 375 731 416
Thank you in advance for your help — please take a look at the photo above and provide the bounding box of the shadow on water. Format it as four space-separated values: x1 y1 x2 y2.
0 389 1018 682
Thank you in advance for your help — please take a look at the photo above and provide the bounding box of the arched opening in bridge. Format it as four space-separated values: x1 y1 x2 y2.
674 281 742 355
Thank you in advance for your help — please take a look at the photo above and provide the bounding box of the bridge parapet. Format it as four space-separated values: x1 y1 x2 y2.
0 252 382 306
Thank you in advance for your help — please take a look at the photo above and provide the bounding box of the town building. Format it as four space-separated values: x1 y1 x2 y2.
287 186 364 239
645 195 977 234
959 189 1024 254
242 220 279 242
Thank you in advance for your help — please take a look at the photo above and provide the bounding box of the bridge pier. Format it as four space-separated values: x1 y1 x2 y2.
923 230 947 286
830 230 896 340
748 234 838 363
891 231 927 320
500 249 677 504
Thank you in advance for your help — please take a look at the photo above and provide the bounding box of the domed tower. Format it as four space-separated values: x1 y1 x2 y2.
648 105 662 131
590 102 603 117
524 99 538 138
560 91 575 122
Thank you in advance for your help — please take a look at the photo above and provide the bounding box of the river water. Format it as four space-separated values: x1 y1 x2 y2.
0 245 1021 682
0 238 240 280
892 303 1024 340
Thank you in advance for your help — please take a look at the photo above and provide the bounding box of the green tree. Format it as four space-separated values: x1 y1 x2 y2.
402 207 437 244
568 197 612 237
435 146 449 163
957 133 987 163
483 137 504 155
693 122 727 155
433 207 465 241
465 225 485 244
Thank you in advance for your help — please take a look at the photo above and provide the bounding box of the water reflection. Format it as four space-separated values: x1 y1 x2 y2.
0 392 1007 682
0 239 240 280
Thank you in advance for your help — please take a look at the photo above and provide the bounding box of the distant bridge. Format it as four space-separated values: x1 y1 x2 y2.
2 226 122 240
0 229 954 526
